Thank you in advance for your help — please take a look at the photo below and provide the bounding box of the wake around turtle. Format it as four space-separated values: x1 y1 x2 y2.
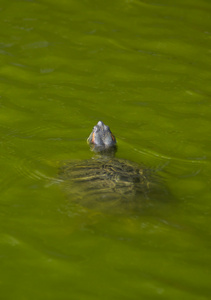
59 121 167 211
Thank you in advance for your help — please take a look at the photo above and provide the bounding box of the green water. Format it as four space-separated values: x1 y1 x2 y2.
0 0 211 299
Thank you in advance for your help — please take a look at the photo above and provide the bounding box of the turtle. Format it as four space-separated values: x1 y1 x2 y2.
59 121 167 211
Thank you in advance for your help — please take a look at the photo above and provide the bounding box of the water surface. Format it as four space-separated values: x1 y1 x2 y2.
0 0 211 299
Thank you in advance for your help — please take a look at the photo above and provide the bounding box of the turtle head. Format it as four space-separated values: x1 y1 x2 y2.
87 121 117 154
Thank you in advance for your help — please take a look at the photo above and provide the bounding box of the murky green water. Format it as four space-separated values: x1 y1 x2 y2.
0 0 210 299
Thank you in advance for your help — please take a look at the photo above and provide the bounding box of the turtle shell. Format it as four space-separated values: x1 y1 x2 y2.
59 157 163 211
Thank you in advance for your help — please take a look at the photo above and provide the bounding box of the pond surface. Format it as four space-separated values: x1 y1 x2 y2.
0 0 211 299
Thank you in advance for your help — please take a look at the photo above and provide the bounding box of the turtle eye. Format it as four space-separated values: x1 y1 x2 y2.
93 126 99 132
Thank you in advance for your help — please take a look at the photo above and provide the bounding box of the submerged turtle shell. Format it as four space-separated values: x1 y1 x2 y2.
59 156 162 210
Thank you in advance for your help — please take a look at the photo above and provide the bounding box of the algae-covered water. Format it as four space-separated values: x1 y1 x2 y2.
0 0 211 299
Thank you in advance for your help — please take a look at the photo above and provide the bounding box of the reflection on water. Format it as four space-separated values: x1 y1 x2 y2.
0 0 211 299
